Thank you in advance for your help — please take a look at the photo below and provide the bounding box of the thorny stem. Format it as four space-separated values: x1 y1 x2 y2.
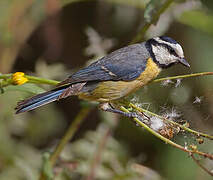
131 0 174 44
129 103 213 140
119 106 213 160
39 107 92 180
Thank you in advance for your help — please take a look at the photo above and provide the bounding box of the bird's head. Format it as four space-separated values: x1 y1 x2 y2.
146 36 190 68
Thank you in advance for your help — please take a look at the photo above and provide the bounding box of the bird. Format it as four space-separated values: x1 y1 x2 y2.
15 36 190 118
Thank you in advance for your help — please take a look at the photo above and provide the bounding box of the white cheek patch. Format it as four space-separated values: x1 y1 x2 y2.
153 37 184 58
175 44 184 58
151 45 177 65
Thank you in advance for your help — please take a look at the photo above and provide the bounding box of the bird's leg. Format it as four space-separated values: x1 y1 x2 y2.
99 102 144 121
138 111 150 120
115 99 150 120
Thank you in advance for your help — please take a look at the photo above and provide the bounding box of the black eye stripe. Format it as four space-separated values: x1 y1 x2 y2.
166 45 178 57
147 39 179 57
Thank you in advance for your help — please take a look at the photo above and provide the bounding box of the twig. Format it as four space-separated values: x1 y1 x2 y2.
191 154 213 176
153 72 213 83
0 73 12 79
39 107 92 180
0 74 59 86
129 103 213 140
1 72 212 87
119 106 213 160
25 75 59 85
131 0 174 44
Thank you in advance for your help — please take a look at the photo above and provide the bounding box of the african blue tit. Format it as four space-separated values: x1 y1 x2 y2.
15 36 190 116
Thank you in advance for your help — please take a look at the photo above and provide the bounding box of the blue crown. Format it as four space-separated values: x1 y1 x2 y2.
160 36 178 44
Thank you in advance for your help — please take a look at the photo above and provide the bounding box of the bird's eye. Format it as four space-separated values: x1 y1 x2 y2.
169 48 175 54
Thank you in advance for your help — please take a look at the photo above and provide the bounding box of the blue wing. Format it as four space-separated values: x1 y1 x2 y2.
59 43 147 85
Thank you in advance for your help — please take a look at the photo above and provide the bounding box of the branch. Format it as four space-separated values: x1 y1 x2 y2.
119 106 213 161
0 73 59 87
129 103 213 140
25 75 59 85
153 72 213 83
1 72 212 88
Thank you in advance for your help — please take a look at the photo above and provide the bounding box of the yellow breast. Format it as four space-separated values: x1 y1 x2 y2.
79 58 161 102
136 57 161 84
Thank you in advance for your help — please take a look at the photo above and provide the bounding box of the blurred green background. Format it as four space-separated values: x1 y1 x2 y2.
0 0 213 179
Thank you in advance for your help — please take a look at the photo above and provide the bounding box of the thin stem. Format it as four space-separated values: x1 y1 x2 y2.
191 154 213 176
26 72 213 86
0 71 212 87
120 106 187 149
25 75 59 85
0 74 12 79
0 74 59 86
119 106 213 160
131 0 174 44
153 72 213 83
129 103 213 140
0 79 13 88
39 107 92 180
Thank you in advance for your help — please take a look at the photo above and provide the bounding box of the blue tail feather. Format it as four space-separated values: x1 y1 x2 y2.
15 88 65 114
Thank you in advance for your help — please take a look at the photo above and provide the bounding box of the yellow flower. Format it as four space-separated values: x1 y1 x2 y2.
12 72 28 85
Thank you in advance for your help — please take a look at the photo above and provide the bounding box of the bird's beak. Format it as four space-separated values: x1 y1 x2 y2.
179 58 190 67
